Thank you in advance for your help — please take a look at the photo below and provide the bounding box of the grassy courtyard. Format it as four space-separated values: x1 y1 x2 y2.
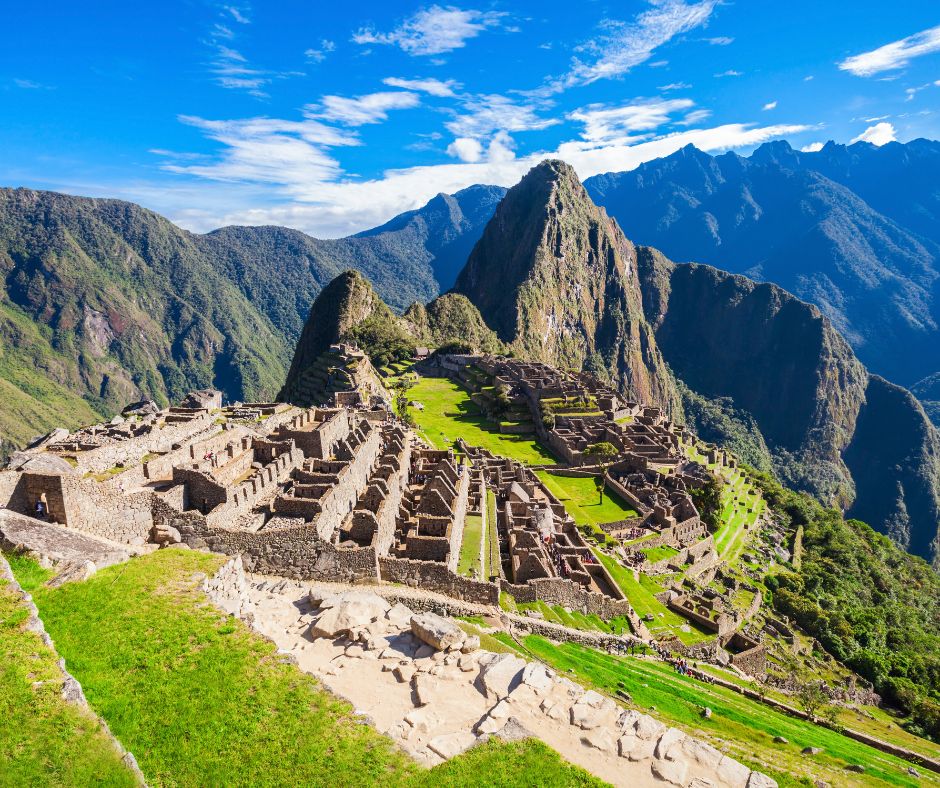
535 471 638 528
457 513 484 578
12 550 602 787
518 636 934 787
407 375 556 465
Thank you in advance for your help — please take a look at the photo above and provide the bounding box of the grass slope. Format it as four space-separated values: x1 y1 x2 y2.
0 559 135 786
520 636 934 787
535 471 638 527
17 550 604 787
407 375 555 465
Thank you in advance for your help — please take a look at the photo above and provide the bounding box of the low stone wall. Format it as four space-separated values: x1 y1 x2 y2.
501 577 634 621
730 643 766 676
379 556 499 605
0 554 147 784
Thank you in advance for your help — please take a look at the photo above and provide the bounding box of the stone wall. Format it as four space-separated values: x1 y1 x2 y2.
501 577 635 621
379 557 499 605
0 470 23 509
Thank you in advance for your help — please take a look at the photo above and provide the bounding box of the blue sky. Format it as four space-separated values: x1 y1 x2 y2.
2 1 939 237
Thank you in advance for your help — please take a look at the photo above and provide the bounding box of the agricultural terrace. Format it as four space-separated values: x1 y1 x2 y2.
406 375 556 465
516 637 935 788
11 550 603 787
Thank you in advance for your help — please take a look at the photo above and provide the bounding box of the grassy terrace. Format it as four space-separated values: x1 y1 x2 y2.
0 558 135 786
407 375 556 465
591 549 713 645
518 637 934 787
485 488 499 580
457 513 484 578
12 550 603 787
535 471 638 529
499 592 632 635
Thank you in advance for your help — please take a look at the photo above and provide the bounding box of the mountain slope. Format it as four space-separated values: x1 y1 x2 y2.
453 160 678 413
635 248 940 562
0 184 500 453
584 140 940 388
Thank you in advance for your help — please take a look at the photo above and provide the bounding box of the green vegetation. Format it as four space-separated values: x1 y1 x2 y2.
0 561 135 785
457 514 484 577
750 470 940 742
535 471 637 529
591 549 712 645
13 550 603 786
407 375 556 465
520 635 931 787
639 545 679 564
485 488 500 579
347 312 417 368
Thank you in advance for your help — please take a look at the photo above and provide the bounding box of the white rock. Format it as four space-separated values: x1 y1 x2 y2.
413 673 442 706
651 756 689 786
460 635 480 653
746 772 778 788
580 728 618 753
411 612 466 651
717 755 752 788
489 698 513 721
428 731 477 760
540 699 569 721
655 727 687 760
404 707 438 734
634 714 666 741
386 602 415 627
570 693 618 730
681 737 723 770
477 653 526 700
520 662 554 693
628 738 657 762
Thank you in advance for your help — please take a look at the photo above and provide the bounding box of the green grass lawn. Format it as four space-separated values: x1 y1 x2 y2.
535 471 638 527
407 375 556 465
457 514 484 578
640 545 680 564
485 488 500 580
1 559 136 786
591 549 713 645
519 636 933 787
14 550 603 787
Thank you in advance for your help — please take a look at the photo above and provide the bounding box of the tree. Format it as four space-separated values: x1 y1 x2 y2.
690 474 723 531
796 680 828 721
584 442 619 503
391 373 417 425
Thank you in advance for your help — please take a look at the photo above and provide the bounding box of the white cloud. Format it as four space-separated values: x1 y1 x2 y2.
446 137 483 162
13 78 52 89
445 94 559 138
675 108 711 126
158 110 811 238
839 25 940 77
706 36 733 45
312 92 421 126
762 100 777 111
568 98 695 144
353 5 504 56
850 122 897 146
558 1 718 88
658 81 691 91
224 6 250 24
382 77 461 97
305 40 336 63
715 69 742 77
800 142 824 152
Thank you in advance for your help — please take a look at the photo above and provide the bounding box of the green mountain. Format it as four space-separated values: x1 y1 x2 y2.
0 184 501 453
453 160 678 413
452 160 940 566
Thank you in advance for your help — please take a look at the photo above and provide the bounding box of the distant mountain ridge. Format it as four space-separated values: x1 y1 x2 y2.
583 139 940 393
0 184 501 451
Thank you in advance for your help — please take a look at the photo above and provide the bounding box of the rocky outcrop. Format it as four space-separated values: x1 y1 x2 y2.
453 160 679 413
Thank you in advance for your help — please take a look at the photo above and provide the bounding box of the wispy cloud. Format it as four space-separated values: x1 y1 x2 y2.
658 81 691 91
706 36 733 45
762 100 777 111
557 0 718 89
850 121 897 146
568 98 695 144
224 6 250 24
382 77 461 97
445 94 559 138
311 91 421 126
305 40 336 63
839 25 940 77
353 5 505 56
715 69 742 77
13 78 54 90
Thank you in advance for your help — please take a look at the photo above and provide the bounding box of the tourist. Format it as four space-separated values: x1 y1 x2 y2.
34 499 46 520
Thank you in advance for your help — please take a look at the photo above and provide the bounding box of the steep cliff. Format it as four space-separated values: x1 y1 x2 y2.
636 248 940 564
453 160 678 413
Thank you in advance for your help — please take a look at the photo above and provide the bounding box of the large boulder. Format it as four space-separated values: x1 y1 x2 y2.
309 591 390 638
570 690 619 730
122 399 159 417
410 612 466 651
477 653 526 700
